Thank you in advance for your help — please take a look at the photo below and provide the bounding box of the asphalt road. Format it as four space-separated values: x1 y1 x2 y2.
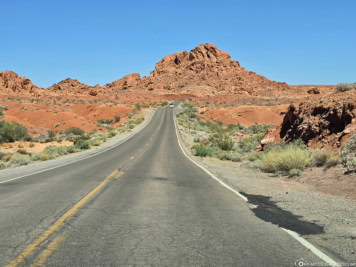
0 107 325 266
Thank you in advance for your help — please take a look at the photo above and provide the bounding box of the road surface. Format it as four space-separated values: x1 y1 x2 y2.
0 107 325 266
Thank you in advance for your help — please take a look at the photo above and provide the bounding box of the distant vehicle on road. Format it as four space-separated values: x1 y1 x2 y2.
169 103 174 108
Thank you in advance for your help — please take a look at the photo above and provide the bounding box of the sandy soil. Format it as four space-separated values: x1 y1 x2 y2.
1 140 73 154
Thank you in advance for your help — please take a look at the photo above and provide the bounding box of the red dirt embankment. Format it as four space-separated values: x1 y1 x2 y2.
199 105 289 126
260 90 356 150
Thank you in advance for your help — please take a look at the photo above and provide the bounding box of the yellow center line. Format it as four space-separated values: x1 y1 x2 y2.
7 170 118 267
115 171 124 179
30 234 67 267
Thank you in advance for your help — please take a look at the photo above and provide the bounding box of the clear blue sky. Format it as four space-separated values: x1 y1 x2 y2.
1 0 355 87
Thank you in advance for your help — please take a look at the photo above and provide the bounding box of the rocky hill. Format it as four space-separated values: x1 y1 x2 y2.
0 71 41 96
104 43 291 96
260 90 356 150
1 44 299 97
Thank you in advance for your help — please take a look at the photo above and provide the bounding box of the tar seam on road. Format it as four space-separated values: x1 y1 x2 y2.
0 109 157 185
7 170 120 267
172 108 340 267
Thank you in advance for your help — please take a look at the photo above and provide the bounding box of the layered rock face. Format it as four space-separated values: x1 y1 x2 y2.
260 91 356 150
0 71 40 96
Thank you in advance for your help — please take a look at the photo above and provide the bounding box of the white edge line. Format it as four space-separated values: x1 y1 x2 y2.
0 109 157 184
173 109 340 267
282 228 340 267
172 109 248 202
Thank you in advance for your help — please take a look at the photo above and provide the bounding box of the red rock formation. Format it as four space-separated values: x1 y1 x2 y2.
0 71 41 96
139 43 290 96
104 73 141 91
47 78 92 95
259 90 356 150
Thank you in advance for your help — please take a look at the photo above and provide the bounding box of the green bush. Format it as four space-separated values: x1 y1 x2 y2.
134 117 144 125
192 144 212 157
74 139 90 150
108 130 117 138
209 132 234 151
288 168 301 178
260 144 312 174
340 134 356 171
97 119 114 125
9 155 31 166
114 116 121 123
63 127 84 136
39 152 50 161
65 133 82 142
0 121 29 143
31 153 41 161
89 139 102 146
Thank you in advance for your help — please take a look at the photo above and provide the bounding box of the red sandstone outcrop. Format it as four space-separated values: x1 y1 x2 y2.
259 90 356 150
0 71 41 96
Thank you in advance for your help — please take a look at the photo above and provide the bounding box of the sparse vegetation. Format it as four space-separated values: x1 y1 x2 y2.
340 134 356 171
259 143 312 174
336 82 356 92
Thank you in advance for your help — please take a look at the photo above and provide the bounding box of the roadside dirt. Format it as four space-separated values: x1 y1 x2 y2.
176 116 356 263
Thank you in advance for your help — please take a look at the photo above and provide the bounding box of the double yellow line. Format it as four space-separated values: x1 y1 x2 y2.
7 170 124 267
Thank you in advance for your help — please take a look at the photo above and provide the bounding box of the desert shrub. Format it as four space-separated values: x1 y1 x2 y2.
340 134 356 171
0 162 6 169
66 145 80 154
208 132 234 151
89 138 102 146
18 144 24 148
29 143 35 148
135 103 141 111
324 155 340 170
39 152 50 161
236 136 260 153
9 154 31 166
63 127 84 136
192 144 213 157
47 130 56 141
0 151 5 160
114 116 121 123
260 144 312 174
288 168 301 178
43 145 69 158
336 82 356 92
245 123 270 135
243 152 261 162
31 153 41 161
312 149 336 167
17 149 28 155
0 121 29 143
65 133 82 142
231 155 242 162
134 117 144 125
97 119 114 125
2 154 12 162
108 130 117 138
74 139 90 150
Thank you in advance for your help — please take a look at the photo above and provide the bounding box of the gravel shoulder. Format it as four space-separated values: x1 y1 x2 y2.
0 108 155 182
175 110 356 263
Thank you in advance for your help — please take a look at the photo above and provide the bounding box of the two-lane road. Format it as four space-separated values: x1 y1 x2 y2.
1 107 325 266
